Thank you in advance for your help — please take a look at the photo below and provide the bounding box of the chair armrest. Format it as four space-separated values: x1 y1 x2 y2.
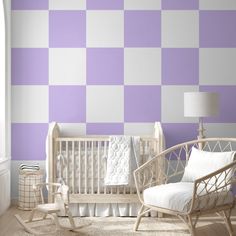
134 154 167 204
188 161 236 213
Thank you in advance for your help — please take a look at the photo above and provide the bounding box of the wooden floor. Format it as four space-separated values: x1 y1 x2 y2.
1 206 236 236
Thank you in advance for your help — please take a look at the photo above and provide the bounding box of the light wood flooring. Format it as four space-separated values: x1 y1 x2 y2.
1 206 236 236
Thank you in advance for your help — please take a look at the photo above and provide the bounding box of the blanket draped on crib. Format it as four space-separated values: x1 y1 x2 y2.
104 136 140 186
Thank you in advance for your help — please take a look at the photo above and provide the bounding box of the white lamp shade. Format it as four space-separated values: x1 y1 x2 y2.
184 92 219 117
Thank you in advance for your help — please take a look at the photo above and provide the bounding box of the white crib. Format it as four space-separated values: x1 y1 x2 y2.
46 122 165 216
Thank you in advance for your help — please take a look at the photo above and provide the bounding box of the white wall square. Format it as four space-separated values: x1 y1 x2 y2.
124 123 155 135
162 11 199 48
161 86 199 123
49 48 86 85
124 0 161 10
11 11 48 48
87 86 124 122
199 0 236 10
49 0 86 10
12 86 48 123
205 123 236 138
200 49 236 85
124 48 161 85
58 123 86 136
86 11 124 47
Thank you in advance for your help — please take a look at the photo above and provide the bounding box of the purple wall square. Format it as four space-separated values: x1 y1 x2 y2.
200 86 236 123
87 48 124 85
162 49 199 85
12 0 48 10
87 0 123 10
162 123 198 148
49 86 86 122
12 49 48 85
124 86 161 122
86 123 124 135
12 123 48 160
200 11 236 48
125 11 161 47
162 0 198 10
49 11 86 48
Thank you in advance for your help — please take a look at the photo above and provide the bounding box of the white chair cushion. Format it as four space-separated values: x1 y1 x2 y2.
143 182 234 213
181 147 235 184
37 203 61 213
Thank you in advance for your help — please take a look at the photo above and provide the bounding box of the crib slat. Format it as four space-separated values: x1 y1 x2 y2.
104 141 107 194
72 141 75 193
130 186 133 194
97 141 100 194
142 141 145 166
59 141 62 183
91 141 94 194
66 141 69 186
78 141 81 194
40 188 44 204
123 186 126 194
85 141 87 194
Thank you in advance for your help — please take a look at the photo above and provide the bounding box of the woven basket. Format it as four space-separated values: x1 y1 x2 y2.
18 170 44 210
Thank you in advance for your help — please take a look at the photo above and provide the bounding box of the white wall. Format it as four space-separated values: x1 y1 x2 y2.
0 0 11 215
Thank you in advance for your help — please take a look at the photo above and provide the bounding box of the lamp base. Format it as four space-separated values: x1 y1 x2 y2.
198 118 205 150
198 118 205 140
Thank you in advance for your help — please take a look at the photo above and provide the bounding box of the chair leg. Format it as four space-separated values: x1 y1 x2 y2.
50 213 61 230
187 215 196 236
134 204 151 231
66 208 76 229
222 209 234 236
179 215 196 236
42 213 47 219
134 205 145 231
177 215 199 236
27 208 36 222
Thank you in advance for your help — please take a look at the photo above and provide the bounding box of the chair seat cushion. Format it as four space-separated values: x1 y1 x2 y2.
143 182 234 213
36 203 61 213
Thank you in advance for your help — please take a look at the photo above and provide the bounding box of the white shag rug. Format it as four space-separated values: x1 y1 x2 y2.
13 216 235 236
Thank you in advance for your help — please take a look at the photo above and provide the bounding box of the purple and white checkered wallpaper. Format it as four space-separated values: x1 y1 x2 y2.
11 0 236 161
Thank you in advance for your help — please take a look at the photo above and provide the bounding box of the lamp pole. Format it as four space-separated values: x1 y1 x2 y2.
198 117 205 140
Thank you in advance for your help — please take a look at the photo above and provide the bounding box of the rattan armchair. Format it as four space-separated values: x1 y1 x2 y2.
134 138 236 236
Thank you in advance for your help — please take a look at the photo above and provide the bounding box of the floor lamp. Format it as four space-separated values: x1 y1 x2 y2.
184 92 219 139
